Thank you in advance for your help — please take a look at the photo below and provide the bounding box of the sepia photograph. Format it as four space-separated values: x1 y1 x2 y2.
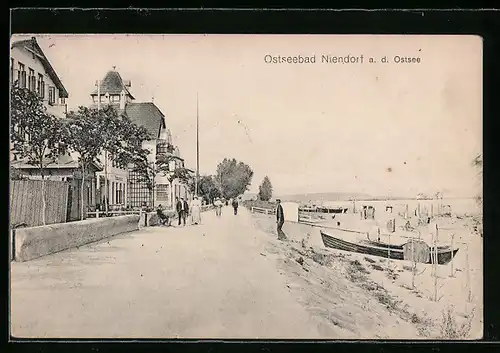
9 33 483 340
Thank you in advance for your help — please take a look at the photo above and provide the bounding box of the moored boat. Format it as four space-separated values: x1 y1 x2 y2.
320 231 459 265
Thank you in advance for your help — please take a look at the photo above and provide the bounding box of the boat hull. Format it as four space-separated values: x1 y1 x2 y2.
321 231 459 265
320 231 404 260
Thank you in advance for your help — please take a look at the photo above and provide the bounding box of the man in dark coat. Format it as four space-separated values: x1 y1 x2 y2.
232 198 239 215
183 198 190 224
176 197 188 226
276 199 286 240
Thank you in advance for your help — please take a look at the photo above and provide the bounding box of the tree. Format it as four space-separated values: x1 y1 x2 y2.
198 175 222 204
65 107 107 220
258 176 273 201
215 158 254 199
10 85 65 225
156 153 194 207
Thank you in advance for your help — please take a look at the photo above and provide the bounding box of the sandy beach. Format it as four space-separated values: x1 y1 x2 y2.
250 206 483 340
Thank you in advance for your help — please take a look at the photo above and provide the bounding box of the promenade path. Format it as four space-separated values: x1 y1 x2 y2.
10 206 325 339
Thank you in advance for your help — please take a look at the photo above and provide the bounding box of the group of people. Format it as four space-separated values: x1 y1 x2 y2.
174 196 202 226
156 196 287 240
213 197 240 217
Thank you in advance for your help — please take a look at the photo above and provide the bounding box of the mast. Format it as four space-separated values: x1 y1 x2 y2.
196 92 200 197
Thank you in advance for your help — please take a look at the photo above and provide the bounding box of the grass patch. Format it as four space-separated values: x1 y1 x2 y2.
351 260 370 274
439 306 476 339
385 268 400 281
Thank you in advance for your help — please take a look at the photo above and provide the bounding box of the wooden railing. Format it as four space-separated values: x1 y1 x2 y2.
251 206 276 215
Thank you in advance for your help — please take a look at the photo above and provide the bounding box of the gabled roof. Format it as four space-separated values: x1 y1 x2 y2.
11 37 69 98
91 70 135 99
124 102 166 139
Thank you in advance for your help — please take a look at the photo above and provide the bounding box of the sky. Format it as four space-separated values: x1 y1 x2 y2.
11 34 482 198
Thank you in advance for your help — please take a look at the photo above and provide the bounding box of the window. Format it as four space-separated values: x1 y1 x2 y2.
18 63 26 88
115 183 119 205
61 97 66 104
156 184 169 202
111 95 120 103
37 74 45 98
48 86 56 105
28 68 36 91
128 168 152 208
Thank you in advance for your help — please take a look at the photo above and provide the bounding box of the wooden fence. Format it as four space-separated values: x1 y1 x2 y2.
10 180 69 227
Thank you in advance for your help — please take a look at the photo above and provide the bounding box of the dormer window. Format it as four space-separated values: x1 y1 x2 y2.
111 95 120 103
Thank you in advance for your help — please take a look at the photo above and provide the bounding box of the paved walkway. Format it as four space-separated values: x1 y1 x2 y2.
11 207 323 339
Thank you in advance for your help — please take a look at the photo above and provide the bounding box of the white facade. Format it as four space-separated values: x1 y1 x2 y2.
10 42 67 119
95 152 129 208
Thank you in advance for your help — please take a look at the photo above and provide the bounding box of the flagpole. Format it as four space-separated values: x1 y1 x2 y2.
196 92 199 197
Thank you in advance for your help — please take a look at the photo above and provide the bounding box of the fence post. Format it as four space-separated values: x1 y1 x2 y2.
465 243 472 302
411 236 416 289
434 236 438 302
11 229 16 262
450 233 455 277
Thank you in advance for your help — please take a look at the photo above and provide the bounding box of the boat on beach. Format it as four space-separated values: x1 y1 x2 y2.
299 204 348 214
320 230 459 265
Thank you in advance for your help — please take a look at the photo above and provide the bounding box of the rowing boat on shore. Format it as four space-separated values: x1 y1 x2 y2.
361 239 451 251
320 231 459 265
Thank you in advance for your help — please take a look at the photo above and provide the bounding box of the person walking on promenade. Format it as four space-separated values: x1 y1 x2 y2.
176 197 187 226
276 199 286 240
190 196 202 225
232 198 239 215
214 197 223 217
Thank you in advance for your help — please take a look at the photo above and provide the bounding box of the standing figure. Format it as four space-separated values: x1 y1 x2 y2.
190 196 202 225
214 197 223 217
276 199 286 240
176 197 187 226
232 198 239 215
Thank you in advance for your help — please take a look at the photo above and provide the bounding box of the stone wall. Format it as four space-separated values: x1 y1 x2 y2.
12 215 140 262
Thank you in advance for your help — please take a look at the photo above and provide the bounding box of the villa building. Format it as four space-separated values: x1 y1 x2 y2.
91 68 191 209
10 36 102 219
